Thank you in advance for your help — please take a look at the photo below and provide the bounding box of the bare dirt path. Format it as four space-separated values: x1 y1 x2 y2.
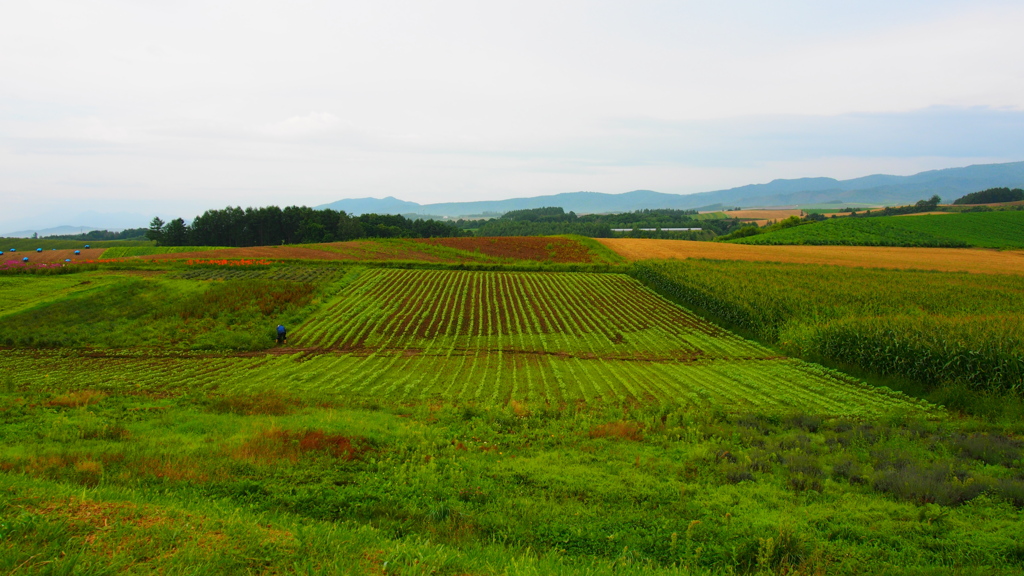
597 238 1024 275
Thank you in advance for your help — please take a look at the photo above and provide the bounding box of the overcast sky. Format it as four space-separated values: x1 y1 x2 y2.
2 0 1024 229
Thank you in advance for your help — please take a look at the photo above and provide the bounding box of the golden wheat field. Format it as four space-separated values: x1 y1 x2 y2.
598 238 1024 275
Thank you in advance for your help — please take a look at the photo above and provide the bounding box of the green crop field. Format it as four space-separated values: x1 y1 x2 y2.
729 210 1024 248
0 238 151 251
99 245 224 258
0 268 926 415
2 245 1023 575
882 210 1024 248
634 259 1024 402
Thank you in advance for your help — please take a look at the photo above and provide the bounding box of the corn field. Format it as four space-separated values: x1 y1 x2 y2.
632 260 1024 393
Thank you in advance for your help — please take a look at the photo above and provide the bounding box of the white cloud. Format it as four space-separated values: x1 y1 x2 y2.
0 0 1023 226
260 112 347 138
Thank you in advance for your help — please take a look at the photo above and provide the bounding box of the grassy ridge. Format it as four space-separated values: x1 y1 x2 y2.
730 210 1024 248
632 260 1024 400
0 269 342 349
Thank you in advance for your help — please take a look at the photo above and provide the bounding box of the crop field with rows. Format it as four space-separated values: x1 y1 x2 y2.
133 236 614 265
100 245 223 258
633 259 1024 404
0 268 932 416
0 348 931 416
172 264 344 282
728 210 1024 248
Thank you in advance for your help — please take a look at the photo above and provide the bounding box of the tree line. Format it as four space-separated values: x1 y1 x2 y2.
451 207 743 238
953 187 1024 205
146 206 467 247
38 228 149 241
850 195 941 218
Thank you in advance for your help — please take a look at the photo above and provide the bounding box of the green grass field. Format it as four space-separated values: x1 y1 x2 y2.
2 242 1023 574
0 268 337 349
729 210 1024 248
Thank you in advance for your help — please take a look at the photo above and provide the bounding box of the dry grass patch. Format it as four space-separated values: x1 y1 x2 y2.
589 421 645 441
23 495 296 562
134 457 214 483
209 390 298 415
510 400 530 417
233 427 371 465
47 389 107 408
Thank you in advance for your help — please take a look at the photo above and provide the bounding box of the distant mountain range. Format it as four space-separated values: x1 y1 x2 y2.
6 161 1024 236
317 161 1024 217
0 225 106 239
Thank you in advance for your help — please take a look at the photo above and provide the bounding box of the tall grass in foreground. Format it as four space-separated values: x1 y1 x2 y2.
632 260 1024 396
1 389 1022 575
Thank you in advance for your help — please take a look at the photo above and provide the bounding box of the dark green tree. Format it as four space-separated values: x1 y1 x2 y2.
146 217 165 244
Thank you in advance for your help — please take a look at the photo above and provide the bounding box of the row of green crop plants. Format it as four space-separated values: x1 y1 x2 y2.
632 260 1024 395
0 349 931 416
172 265 343 282
294 269 771 359
99 245 223 258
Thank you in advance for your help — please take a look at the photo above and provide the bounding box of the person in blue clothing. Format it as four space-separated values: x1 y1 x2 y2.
276 324 287 345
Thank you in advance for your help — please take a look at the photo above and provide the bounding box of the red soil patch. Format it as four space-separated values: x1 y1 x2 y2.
415 236 595 263
598 238 1024 276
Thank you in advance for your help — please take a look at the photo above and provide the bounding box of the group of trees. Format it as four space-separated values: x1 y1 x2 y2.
145 205 751 245
451 207 742 238
146 206 467 247
44 228 149 241
851 195 942 218
953 187 1024 205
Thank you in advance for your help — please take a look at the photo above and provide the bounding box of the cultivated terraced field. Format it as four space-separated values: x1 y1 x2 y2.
135 236 605 265
730 210 1024 248
0 268 931 415
599 238 1024 275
